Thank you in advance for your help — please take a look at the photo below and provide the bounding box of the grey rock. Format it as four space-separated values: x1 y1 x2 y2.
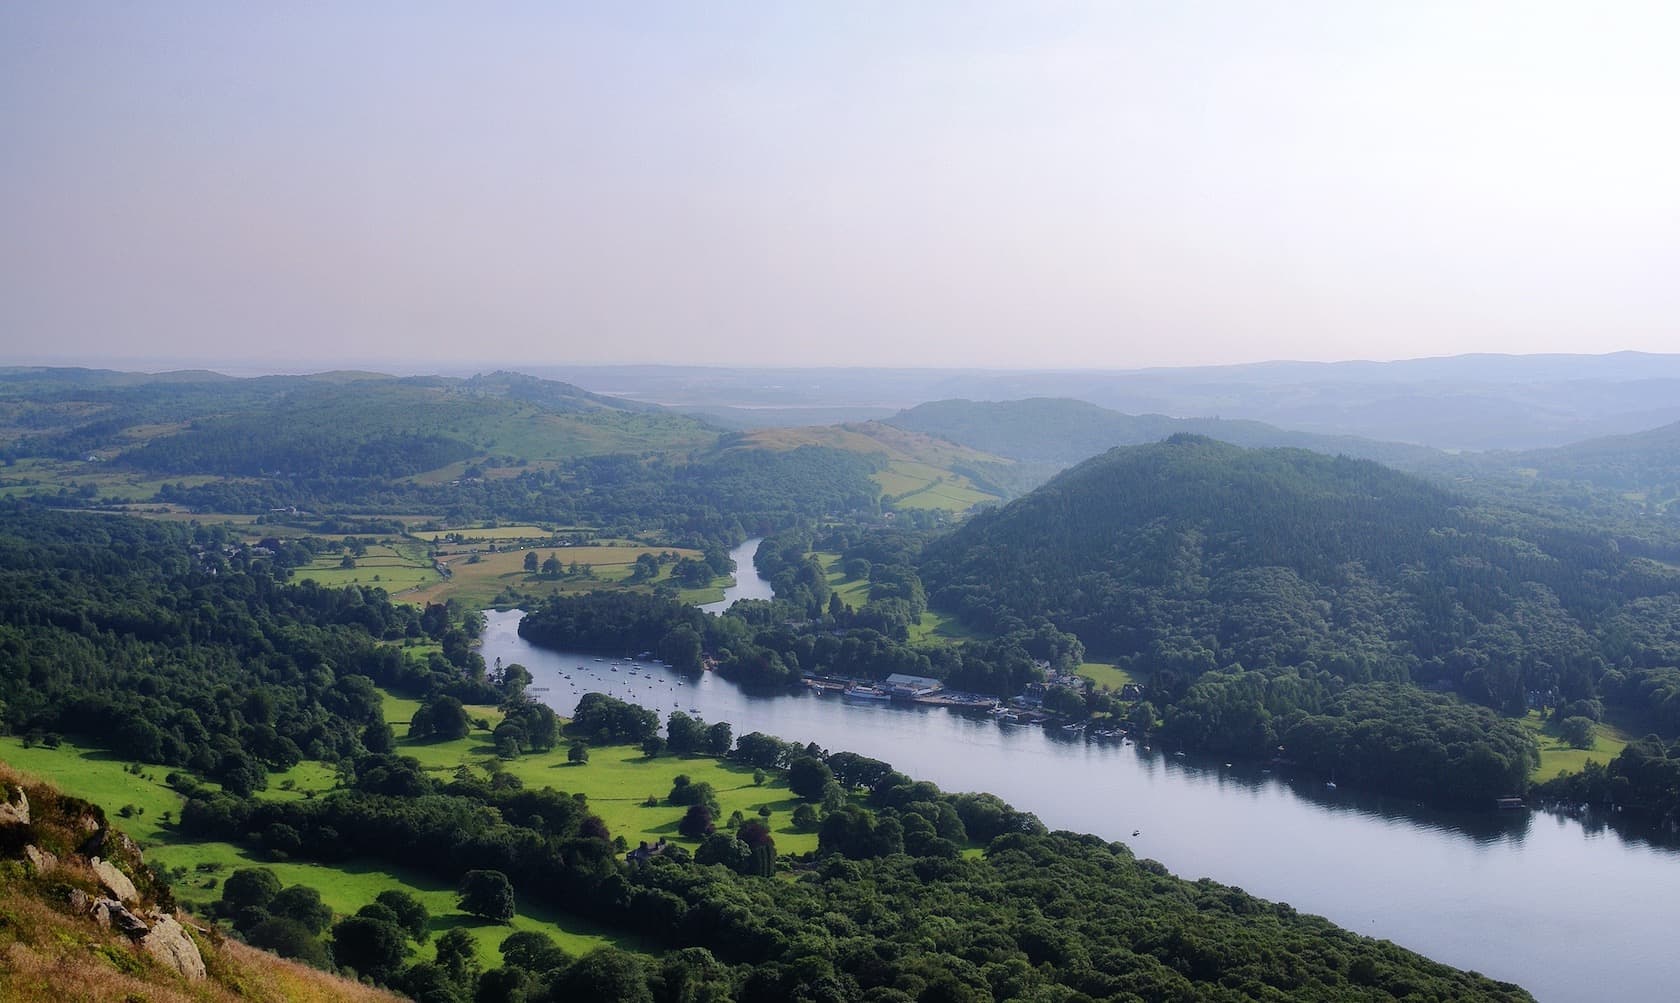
67 888 92 914
0 786 27 827
112 830 144 864
22 843 58 873
140 910 206 981
90 855 140 904
91 896 150 937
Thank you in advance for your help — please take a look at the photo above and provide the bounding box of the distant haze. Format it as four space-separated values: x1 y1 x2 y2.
3 3 1678 369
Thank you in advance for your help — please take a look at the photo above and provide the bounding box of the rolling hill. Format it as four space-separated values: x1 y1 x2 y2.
920 433 1680 792
886 397 1441 468
723 421 1030 511
0 368 720 477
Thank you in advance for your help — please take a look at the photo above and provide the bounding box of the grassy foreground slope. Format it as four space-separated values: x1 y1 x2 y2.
0 763 403 1003
0 737 634 965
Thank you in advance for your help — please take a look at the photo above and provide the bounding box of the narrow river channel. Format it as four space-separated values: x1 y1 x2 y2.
481 539 1679 1002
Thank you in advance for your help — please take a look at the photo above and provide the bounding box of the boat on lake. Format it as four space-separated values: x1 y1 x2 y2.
844 685 892 701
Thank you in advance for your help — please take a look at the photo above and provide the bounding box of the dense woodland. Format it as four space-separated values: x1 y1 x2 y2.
0 505 506 787
919 436 1680 801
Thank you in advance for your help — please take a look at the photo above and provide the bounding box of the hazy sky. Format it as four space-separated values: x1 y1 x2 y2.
3 3 1677 370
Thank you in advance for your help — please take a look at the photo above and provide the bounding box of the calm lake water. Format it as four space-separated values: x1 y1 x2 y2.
482 539 1679 1003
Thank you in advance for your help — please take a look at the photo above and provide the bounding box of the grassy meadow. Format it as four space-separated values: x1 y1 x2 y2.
404 543 703 608
294 541 437 594
875 461 998 511
1520 709 1634 782
1075 662 1138 692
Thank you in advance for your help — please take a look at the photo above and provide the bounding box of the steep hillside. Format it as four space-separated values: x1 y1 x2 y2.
1411 421 1680 559
887 397 1441 468
919 436 1680 796
0 765 400 1003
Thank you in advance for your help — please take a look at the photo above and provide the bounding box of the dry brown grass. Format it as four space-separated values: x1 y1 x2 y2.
214 939 405 1003
0 895 402 1003
0 765 403 1003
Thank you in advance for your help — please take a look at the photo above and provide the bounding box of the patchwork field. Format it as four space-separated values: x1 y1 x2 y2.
875 460 998 511
295 542 438 593
405 543 703 607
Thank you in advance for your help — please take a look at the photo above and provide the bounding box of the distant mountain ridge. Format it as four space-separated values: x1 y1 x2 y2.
885 397 1441 468
0 368 719 474
541 352 1680 450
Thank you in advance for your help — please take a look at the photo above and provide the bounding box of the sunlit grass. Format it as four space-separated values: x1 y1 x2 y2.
1520 709 1632 782
1076 662 1137 692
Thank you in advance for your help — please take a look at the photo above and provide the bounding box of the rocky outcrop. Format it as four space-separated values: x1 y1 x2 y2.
0 785 27 826
140 909 207 981
81 895 208 981
91 896 151 937
90 855 140 904
22 843 58 873
82 826 144 864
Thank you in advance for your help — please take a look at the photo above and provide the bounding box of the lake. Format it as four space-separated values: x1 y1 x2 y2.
481 539 1679 1003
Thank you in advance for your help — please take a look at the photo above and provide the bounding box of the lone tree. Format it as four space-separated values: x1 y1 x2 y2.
678 804 715 839
410 694 471 742
458 869 516 923
523 551 539 573
220 867 281 916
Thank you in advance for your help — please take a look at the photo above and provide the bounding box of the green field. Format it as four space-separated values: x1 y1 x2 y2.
413 524 580 543
818 553 873 609
0 458 228 503
405 543 702 608
384 696 818 858
907 607 982 645
296 541 438 593
818 552 981 645
874 461 999 512
1520 709 1633 782
1076 662 1138 692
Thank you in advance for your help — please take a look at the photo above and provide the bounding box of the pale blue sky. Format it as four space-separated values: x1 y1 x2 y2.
3 3 1677 369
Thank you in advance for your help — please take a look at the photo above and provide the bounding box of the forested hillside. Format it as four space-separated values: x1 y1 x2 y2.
0 504 498 779
920 436 1680 799
1422 420 1680 525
